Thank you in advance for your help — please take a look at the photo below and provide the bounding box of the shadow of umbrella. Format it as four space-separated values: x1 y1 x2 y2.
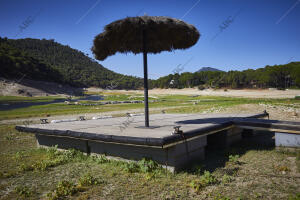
92 16 200 127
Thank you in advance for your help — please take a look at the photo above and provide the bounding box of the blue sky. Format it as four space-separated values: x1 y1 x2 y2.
1 0 300 79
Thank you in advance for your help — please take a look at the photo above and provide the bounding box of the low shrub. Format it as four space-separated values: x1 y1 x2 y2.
78 173 101 187
228 155 240 164
288 193 300 200
190 171 218 192
47 180 78 200
122 162 140 173
93 155 109 164
47 174 102 200
15 185 32 198
122 158 161 173
191 164 204 175
19 147 86 172
273 165 291 174
138 158 160 173
222 174 233 184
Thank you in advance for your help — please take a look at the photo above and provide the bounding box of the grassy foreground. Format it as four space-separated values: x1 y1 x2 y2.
0 93 300 199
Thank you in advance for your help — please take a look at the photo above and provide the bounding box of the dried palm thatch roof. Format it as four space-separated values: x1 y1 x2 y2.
92 16 200 60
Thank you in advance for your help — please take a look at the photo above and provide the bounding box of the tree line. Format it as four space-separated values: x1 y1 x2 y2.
1 37 299 90
0 37 144 89
151 62 300 89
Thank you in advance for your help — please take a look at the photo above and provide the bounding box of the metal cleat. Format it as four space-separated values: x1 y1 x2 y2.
79 116 85 121
40 119 48 124
172 126 183 135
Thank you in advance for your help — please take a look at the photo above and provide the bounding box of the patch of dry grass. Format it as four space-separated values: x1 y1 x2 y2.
0 125 299 200
1 95 300 199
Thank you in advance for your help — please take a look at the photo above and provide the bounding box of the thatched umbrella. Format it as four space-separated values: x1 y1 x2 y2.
92 16 200 127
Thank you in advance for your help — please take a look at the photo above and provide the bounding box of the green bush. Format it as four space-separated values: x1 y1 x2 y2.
93 155 109 164
15 185 32 198
228 155 240 164
288 193 300 200
200 171 218 185
138 158 160 173
122 158 161 173
190 171 218 192
62 148 85 161
78 173 100 187
46 145 60 158
47 180 78 200
222 174 233 184
122 162 140 173
296 152 300 172
18 148 85 173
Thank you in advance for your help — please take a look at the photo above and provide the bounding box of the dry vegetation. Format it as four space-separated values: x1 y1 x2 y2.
0 91 300 199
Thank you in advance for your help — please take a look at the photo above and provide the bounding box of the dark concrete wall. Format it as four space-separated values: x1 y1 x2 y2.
35 133 207 172
36 134 89 152
207 127 243 149
35 128 246 171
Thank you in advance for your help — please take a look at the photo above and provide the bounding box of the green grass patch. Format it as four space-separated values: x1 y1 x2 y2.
0 94 300 199
1 94 298 120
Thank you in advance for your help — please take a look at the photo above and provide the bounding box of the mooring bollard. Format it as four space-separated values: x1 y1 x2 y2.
40 119 48 124
79 116 85 121
172 126 183 135
263 110 269 119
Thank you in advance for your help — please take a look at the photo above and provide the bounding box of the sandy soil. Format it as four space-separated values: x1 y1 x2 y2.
92 88 300 99
2 77 299 99
0 78 82 97
221 103 300 122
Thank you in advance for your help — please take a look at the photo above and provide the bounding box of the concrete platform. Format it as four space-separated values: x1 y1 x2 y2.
16 113 271 171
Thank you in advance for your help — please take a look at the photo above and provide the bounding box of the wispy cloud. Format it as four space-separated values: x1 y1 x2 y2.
180 0 201 20
276 0 300 24
76 0 102 24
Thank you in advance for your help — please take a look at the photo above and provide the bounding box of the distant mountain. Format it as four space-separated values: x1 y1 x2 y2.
0 37 144 89
197 67 223 72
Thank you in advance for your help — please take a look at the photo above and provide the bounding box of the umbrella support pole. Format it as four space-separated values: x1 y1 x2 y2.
143 30 149 127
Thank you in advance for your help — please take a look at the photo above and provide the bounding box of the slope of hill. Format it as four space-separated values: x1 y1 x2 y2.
197 67 222 72
0 78 82 97
0 40 63 83
0 37 144 89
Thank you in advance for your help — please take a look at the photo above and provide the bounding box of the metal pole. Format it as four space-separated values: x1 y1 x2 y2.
143 29 149 127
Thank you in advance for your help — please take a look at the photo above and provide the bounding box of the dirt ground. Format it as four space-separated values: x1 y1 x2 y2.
92 88 300 99
1 77 299 99
0 78 81 97
222 103 300 122
1 102 299 125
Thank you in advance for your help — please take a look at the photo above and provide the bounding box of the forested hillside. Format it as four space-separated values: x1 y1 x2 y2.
0 37 144 89
1 37 299 90
0 40 64 83
153 62 300 89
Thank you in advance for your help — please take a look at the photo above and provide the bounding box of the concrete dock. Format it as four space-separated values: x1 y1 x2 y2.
16 112 300 171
